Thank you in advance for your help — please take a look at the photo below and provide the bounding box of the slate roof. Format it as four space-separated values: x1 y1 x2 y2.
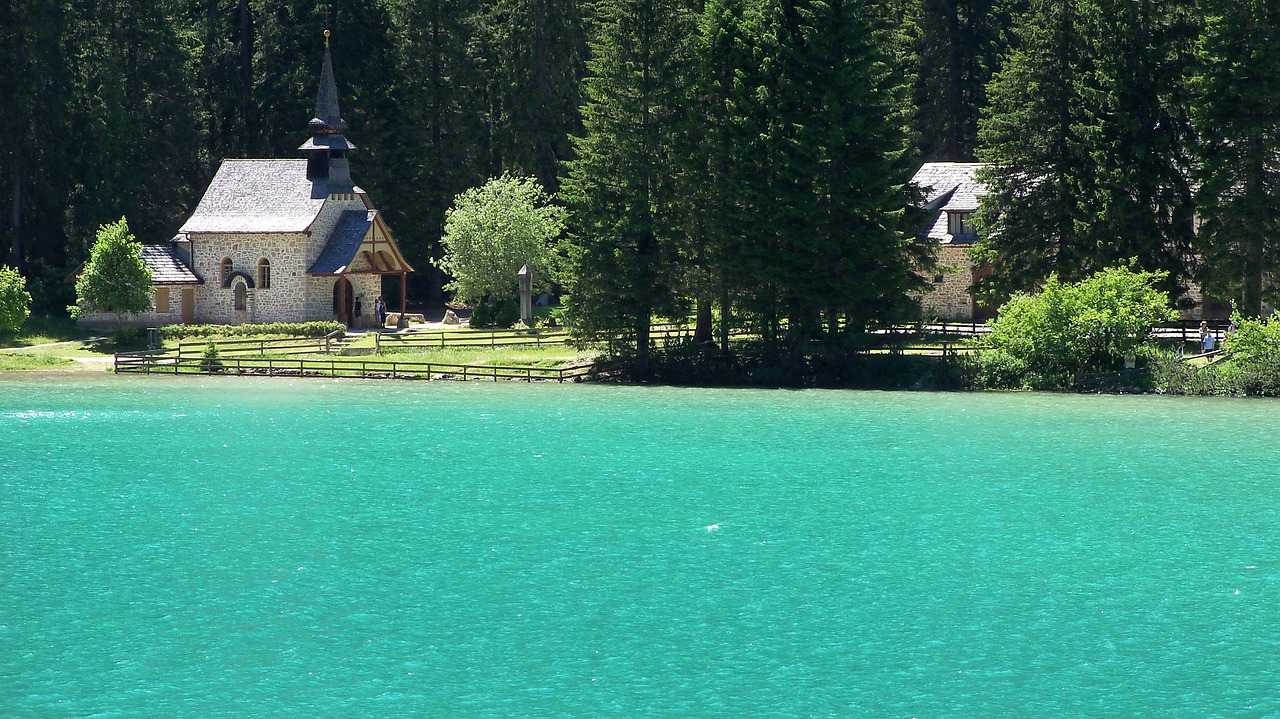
141 243 202 284
308 210 376 275
911 162 987 244
178 159 327 234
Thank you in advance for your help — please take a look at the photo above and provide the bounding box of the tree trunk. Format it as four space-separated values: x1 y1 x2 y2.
693 294 713 344
9 160 23 269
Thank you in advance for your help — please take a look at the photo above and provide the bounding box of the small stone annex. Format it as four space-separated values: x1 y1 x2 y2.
75 31 413 329
910 162 1227 322
911 162 994 322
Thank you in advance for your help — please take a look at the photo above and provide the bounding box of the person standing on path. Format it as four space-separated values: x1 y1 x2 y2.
375 296 385 328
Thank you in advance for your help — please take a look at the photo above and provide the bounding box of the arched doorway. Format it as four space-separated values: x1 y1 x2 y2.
231 278 249 324
332 277 354 325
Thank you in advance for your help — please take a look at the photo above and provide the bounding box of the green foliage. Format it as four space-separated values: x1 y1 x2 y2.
200 342 224 373
468 296 521 329
69 218 153 325
437 174 564 304
157 321 344 341
976 265 1177 387
689 0 923 352
908 0 1024 161
1192 0 1280 316
0 265 32 333
559 0 700 375
974 0 1198 301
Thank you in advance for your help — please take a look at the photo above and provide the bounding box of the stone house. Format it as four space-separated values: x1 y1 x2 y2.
75 33 413 329
911 162 993 321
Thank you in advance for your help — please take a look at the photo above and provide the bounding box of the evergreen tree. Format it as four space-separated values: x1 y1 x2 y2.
1192 0 1280 317
976 0 1199 301
487 0 586 190
910 0 1024 162
974 0 1102 297
0 0 75 272
1085 0 1198 301
701 0 922 345
385 0 495 304
560 0 699 376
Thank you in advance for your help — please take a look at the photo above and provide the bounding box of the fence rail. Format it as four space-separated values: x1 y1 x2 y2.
115 352 598 382
173 335 343 358
376 328 572 350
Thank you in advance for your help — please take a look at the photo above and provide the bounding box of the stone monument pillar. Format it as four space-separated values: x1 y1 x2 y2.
518 265 533 327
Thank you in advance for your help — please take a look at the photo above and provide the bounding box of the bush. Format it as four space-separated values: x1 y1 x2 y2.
974 264 1177 389
158 321 343 340
469 296 521 329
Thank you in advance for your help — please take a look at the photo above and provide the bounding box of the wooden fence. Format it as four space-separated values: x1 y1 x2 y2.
172 332 346 358
375 328 572 351
115 352 599 382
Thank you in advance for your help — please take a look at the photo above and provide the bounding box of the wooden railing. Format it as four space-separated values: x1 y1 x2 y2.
173 335 343 358
115 352 599 382
375 328 572 350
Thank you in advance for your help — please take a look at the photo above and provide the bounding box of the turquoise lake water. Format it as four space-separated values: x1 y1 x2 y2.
3 375 1279 718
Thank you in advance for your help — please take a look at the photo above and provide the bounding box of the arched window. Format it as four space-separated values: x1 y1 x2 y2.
257 258 271 289
233 281 247 311
221 257 233 286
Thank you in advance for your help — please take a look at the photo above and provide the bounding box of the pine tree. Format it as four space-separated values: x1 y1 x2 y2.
1085 0 1198 301
974 0 1102 297
976 0 1199 301
1193 0 1280 317
911 0 1024 162
560 0 699 377
385 0 495 303
486 0 586 190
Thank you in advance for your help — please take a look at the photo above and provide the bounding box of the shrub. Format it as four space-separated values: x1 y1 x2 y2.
469 296 520 329
974 264 1177 389
158 321 343 340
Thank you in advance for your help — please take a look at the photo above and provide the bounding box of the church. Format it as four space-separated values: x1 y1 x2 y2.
75 31 413 329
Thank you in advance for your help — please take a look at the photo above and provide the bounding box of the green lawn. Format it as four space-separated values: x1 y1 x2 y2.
0 314 99 349
0 353 81 371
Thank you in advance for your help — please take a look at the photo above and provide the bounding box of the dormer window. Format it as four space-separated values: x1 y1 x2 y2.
948 211 975 237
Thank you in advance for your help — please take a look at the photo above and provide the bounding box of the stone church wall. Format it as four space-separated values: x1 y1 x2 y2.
190 232 311 324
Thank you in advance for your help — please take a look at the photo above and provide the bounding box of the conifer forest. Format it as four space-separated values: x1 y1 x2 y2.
1 0 1277 349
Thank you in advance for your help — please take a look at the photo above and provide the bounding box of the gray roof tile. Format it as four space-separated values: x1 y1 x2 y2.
178 159 327 234
308 210 376 275
911 162 987 243
142 244 202 284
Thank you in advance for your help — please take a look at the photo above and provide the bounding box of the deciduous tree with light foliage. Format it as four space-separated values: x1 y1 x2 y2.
69 217 153 327
436 174 564 304
976 264 1177 388
0 265 32 333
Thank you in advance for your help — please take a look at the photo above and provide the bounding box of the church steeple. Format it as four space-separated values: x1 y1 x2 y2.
300 30 356 190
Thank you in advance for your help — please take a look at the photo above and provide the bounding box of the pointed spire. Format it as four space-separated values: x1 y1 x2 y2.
301 29 356 189
310 30 347 134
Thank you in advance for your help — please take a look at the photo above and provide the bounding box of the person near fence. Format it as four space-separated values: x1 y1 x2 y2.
1199 321 1211 354
374 297 386 327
